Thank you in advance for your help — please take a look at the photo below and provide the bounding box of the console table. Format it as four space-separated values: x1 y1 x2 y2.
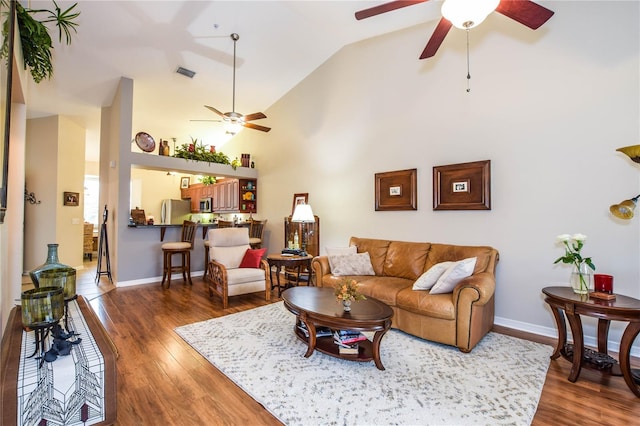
542 286 640 397
1 296 117 425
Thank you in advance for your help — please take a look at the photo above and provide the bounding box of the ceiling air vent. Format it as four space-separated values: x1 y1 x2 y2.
176 67 196 78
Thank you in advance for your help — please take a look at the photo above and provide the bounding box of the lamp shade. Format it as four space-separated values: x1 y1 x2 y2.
292 203 315 223
616 144 640 164
610 197 639 220
441 0 500 29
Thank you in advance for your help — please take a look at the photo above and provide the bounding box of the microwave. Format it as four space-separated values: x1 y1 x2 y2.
199 197 212 213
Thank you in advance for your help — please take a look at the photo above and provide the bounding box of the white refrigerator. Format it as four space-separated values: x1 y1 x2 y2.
160 199 191 224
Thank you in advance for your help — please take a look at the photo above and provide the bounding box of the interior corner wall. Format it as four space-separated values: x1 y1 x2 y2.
24 115 86 271
99 76 134 284
228 1 640 350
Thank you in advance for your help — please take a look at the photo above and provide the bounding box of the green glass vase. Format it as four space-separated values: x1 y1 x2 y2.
29 243 71 288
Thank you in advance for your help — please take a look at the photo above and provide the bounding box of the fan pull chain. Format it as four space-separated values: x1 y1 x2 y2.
466 28 471 93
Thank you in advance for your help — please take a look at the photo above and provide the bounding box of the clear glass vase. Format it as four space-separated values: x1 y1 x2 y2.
570 263 592 294
29 243 71 288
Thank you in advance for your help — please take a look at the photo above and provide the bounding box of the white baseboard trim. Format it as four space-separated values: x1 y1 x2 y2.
495 316 640 358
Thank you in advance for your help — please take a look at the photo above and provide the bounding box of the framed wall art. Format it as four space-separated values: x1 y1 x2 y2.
63 192 79 206
433 160 491 210
180 177 190 189
292 193 309 215
374 168 417 211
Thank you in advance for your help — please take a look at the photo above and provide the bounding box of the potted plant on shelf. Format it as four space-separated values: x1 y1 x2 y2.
172 137 231 166
1 0 81 83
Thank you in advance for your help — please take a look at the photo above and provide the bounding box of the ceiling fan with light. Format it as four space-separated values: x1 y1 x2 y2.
355 0 554 59
199 33 271 135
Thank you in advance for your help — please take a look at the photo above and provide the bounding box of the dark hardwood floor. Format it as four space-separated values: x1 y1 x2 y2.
79 266 640 425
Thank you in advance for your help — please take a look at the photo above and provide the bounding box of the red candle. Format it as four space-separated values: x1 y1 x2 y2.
594 274 613 294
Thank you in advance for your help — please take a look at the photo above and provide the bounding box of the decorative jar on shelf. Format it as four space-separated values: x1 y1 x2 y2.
342 300 352 312
29 243 72 288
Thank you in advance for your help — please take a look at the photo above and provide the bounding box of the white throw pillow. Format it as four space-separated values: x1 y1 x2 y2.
210 244 252 269
331 252 375 276
327 246 357 271
429 257 477 294
412 261 454 291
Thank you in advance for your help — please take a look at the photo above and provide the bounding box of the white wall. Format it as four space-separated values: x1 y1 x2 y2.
228 2 640 349
24 116 86 271
130 168 188 220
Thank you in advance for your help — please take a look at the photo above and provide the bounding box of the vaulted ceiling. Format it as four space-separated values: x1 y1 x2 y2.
24 0 446 160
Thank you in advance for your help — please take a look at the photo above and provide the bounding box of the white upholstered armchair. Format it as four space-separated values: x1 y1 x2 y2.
205 227 271 308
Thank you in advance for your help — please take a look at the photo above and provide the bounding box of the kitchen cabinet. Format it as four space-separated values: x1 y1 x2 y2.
189 185 202 212
181 179 257 213
214 179 240 212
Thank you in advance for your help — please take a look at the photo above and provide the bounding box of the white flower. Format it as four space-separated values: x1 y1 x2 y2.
556 234 571 242
571 233 587 242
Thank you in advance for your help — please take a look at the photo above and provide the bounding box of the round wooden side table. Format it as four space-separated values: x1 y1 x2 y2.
542 286 640 397
266 254 313 297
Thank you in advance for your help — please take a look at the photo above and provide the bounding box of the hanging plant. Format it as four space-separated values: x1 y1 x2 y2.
1 0 80 83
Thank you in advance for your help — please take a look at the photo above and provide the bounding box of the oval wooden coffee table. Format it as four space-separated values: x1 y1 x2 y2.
282 286 393 370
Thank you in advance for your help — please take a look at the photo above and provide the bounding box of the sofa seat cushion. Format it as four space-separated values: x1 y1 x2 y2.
396 287 456 320
355 276 414 307
226 268 265 286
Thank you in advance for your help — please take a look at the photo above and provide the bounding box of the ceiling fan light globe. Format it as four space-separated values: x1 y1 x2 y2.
224 121 243 135
441 0 500 30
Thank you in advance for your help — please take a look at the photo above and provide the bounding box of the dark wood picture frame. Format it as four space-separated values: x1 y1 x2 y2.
433 160 491 210
292 193 309 215
375 168 417 211
180 177 190 189
63 192 79 206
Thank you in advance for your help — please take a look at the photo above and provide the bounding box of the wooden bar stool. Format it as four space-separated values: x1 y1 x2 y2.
249 219 267 249
204 219 234 280
161 220 197 289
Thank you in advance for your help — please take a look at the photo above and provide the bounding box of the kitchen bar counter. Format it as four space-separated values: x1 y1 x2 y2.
128 222 250 241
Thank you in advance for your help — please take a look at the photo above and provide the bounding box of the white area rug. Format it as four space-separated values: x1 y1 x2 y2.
175 302 552 425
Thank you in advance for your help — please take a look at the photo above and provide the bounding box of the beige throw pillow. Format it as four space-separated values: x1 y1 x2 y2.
326 246 357 272
429 257 477 294
412 261 454 291
331 252 375 276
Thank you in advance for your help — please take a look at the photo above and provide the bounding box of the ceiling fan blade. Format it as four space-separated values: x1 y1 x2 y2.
419 18 452 59
495 0 554 30
204 105 225 117
243 122 271 133
355 0 429 20
244 112 267 122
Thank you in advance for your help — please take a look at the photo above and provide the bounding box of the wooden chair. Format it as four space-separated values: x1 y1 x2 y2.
205 227 270 308
83 223 94 261
248 219 267 249
161 220 197 289
204 219 235 280
217 219 234 228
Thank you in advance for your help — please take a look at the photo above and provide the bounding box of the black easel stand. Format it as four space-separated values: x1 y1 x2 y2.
96 205 113 283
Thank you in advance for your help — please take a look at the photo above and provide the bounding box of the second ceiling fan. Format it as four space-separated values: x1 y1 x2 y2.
203 33 271 134
355 0 554 59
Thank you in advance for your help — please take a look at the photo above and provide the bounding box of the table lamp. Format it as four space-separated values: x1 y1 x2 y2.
292 203 315 255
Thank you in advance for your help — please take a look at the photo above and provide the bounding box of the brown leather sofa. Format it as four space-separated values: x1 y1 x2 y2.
311 237 499 352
